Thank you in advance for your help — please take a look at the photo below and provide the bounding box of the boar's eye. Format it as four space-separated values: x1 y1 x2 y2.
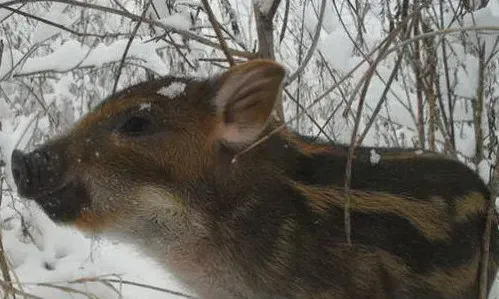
119 116 152 135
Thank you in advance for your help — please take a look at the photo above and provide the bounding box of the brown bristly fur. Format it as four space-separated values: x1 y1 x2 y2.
11 60 499 299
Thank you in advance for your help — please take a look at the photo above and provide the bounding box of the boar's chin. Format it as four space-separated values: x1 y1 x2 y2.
31 181 92 224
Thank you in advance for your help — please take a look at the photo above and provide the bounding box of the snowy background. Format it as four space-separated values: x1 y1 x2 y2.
0 0 499 298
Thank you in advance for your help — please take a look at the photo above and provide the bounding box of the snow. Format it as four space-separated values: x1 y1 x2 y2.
0 200 190 299
159 13 191 31
32 3 72 43
320 1 337 34
318 28 354 73
454 54 479 98
477 159 492 183
458 4 499 59
490 0 499 18
157 82 187 98
369 149 380 165
0 48 23 79
17 39 170 76
139 103 152 111
0 98 10 118
253 0 274 14
151 0 170 18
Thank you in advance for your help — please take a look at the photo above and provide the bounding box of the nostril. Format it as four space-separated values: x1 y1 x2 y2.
11 148 66 196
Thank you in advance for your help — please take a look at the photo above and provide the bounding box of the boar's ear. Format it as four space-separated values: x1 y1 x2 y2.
212 60 286 147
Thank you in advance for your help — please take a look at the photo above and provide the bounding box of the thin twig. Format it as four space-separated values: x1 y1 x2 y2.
62 275 197 299
0 175 16 299
0 38 44 81
219 0 241 37
0 4 129 39
283 89 333 142
481 163 499 299
16 273 197 299
421 22 436 152
0 280 43 299
0 0 254 59
15 80 57 126
112 0 151 95
93 278 196 299
476 41 491 299
342 21 399 245
312 49 353 139
286 0 326 85
357 43 406 145
0 2 25 23
479 199 495 299
34 283 100 299
387 25 499 57
199 57 245 63
293 1 307 131
201 0 235 66
333 0 425 117
438 1 456 150
278 0 290 43
130 1 197 72
412 13 425 148
165 32 197 70
473 42 486 167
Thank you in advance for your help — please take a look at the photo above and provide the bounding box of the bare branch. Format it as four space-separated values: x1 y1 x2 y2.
343 25 399 245
412 14 426 148
253 3 275 59
0 0 254 58
219 0 241 37
278 0 290 43
252 0 284 120
438 1 456 150
112 0 152 94
357 46 406 145
283 88 333 142
286 0 326 85
387 25 499 57
0 3 130 39
479 200 495 299
112 0 151 95
256 0 283 19
76 278 197 299
473 42 486 166
201 0 235 66
0 175 16 299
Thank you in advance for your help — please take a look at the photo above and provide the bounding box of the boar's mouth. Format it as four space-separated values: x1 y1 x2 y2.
25 181 91 224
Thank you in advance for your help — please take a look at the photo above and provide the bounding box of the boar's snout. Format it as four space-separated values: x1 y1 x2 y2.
10 147 91 224
11 148 66 198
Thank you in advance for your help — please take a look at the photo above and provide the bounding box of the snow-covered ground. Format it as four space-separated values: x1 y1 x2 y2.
0 204 191 299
